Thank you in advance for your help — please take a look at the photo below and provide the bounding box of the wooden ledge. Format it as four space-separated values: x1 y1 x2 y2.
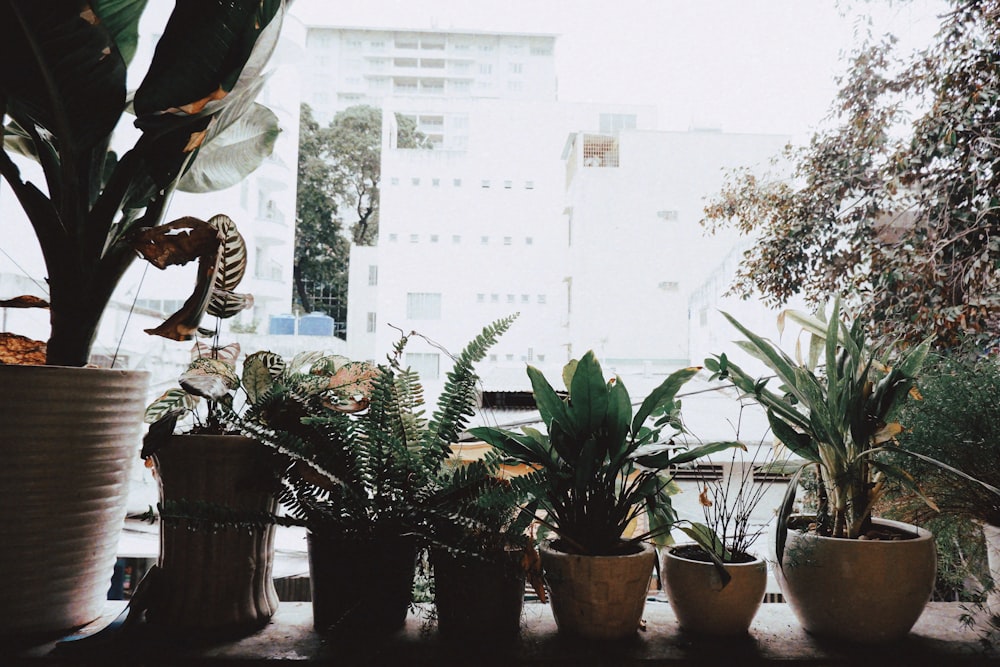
10 601 1000 665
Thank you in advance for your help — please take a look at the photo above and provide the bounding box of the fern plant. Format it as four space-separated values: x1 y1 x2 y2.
236 315 521 543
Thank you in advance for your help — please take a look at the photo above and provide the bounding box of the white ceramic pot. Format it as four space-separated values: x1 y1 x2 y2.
776 516 936 643
540 540 655 640
663 544 767 636
0 365 149 638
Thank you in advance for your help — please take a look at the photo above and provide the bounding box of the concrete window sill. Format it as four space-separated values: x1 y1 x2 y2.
11 600 1000 665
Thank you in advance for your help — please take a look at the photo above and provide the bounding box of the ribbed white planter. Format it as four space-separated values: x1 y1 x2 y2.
0 365 149 638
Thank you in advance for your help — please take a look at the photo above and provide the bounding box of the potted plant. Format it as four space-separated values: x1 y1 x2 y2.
134 214 291 637
661 420 780 637
238 316 518 637
708 298 1000 642
0 1 287 639
470 351 739 640
427 450 542 641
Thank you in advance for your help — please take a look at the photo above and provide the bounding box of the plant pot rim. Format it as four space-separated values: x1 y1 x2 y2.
665 543 765 567
787 515 933 543
0 364 150 377
540 539 654 559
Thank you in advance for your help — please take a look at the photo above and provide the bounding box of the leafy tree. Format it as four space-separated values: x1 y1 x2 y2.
703 1 1000 348
294 105 427 317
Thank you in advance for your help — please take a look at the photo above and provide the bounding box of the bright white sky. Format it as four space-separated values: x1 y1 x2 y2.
290 0 946 141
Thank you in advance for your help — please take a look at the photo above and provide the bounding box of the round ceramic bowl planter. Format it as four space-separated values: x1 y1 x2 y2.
146 435 281 637
307 532 417 637
0 365 149 640
662 544 767 636
540 540 655 640
776 517 936 643
432 548 526 641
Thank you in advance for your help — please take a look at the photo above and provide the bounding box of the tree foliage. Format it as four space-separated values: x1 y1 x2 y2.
703 1 1000 348
294 104 427 315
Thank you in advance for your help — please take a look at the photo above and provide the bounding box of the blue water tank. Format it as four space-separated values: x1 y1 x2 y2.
268 314 296 335
298 311 335 336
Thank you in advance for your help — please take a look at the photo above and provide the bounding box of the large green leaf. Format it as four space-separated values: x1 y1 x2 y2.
133 0 283 117
527 364 572 434
177 102 280 192
632 366 700 435
242 350 285 404
0 1 127 152
567 351 608 436
93 0 148 66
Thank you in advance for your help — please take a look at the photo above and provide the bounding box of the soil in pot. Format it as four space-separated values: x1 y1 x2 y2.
308 532 417 637
432 548 526 641
663 544 767 636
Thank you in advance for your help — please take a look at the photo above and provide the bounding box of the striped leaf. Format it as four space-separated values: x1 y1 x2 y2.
207 214 248 292
243 351 286 404
207 289 254 319
180 357 240 400
143 388 197 424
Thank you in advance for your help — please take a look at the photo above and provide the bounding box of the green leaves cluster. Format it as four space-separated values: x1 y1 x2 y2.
471 351 738 556
702 2 1000 349
235 315 525 548
708 300 932 545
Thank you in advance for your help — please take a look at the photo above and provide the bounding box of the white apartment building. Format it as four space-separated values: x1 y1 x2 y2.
299 24 557 148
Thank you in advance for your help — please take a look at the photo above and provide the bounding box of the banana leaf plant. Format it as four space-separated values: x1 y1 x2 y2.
706 298 1000 566
0 0 287 367
469 351 740 557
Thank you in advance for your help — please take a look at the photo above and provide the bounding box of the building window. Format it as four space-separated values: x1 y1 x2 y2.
411 177 420 186
537 294 546 304
491 294 499 303
406 352 440 380
368 265 378 286
406 292 442 320
505 354 514 361
506 294 515 304
410 234 419 243
521 294 530 303
481 179 491 188
430 234 439 243
525 237 534 245
453 178 462 187
388 233 398 242
432 178 440 187
504 180 512 189
659 281 680 292
452 234 461 244
507 81 524 92
537 353 546 362
599 112 638 133
477 293 485 303
366 312 377 333
479 64 492 75
489 354 498 362
525 180 535 190
509 63 523 74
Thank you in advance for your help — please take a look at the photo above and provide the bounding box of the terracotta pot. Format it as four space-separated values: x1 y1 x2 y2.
307 532 416 636
0 365 148 639
146 435 280 636
776 516 936 643
432 547 526 640
540 540 655 640
662 544 766 636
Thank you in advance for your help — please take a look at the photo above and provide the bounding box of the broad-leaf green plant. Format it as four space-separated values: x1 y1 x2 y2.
707 298 1000 567
470 351 740 557
0 0 286 366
